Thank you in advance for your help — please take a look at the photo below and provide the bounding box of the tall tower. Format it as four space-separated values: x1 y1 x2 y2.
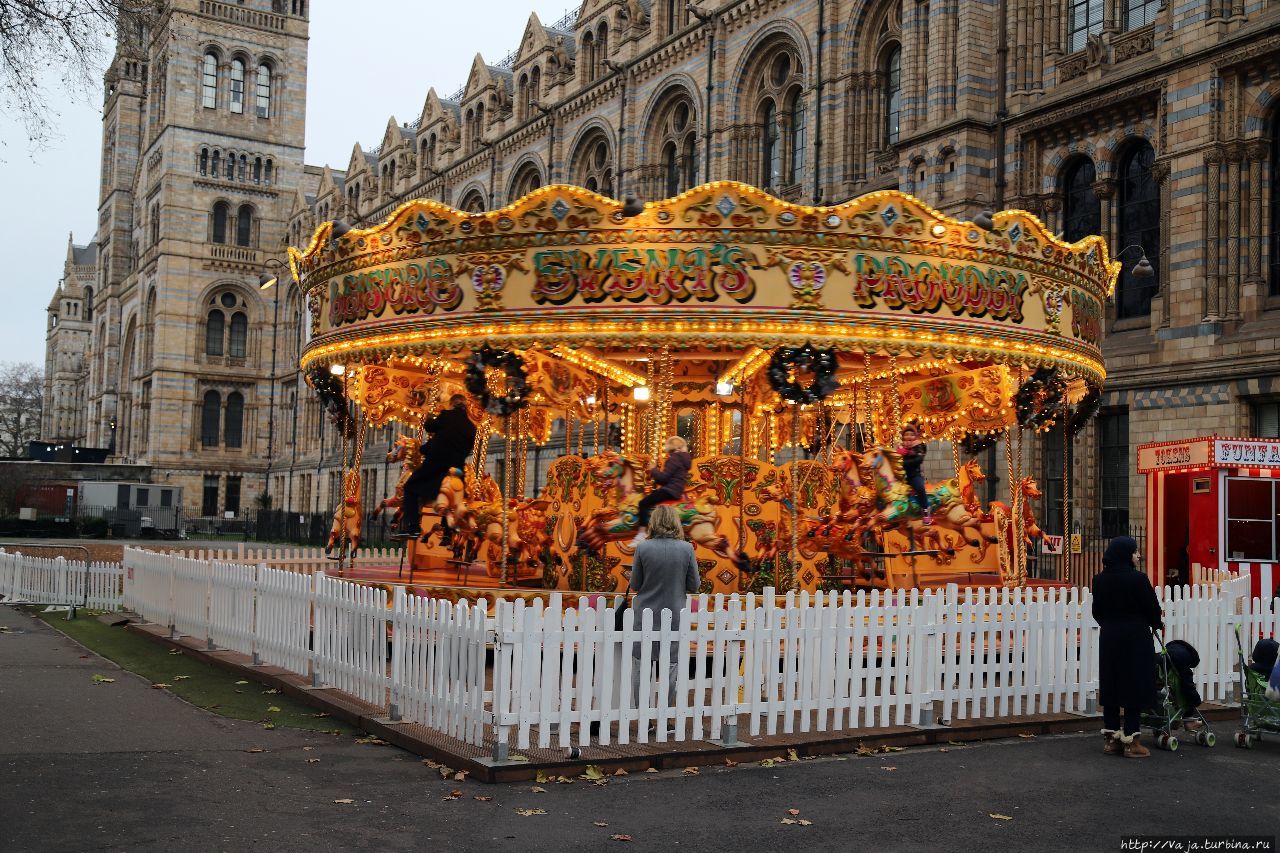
88 0 310 517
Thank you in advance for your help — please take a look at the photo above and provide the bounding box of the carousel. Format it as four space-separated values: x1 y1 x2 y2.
289 181 1118 601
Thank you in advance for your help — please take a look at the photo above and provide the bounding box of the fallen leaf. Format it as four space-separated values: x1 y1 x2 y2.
530 786 546 793
172 675 191 681
948 741 964 746
609 835 633 842
884 746 906 752
245 747 266 754
312 713 330 718
168 650 182 655
474 795 493 802
593 821 608 827
151 683 170 689
798 819 813 826
355 736 389 746
989 813 1013 821
882 766 897 772
1017 733 1036 739
261 722 276 730
786 749 800 761
266 706 281 713
613 769 628 776
437 767 454 779
234 680 248 685
423 759 441 768
681 767 699 776
443 790 463 801
644 768 658 773
582 765 605 781
91 674 115 683
535 771 551 784
333 799 354 805
306 758 320 764
515 808 546 816
781 818 798 825
759 759 776 768
592 779 610 787
938 748 950 753
449 789 463 797
303 746 314 752
453 770 468 781
788 809 800 816
509 754 530 762
724 758 739 767
263 688 280 694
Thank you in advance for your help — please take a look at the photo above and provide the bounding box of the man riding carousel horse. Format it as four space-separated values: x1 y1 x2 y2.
397 394 478 545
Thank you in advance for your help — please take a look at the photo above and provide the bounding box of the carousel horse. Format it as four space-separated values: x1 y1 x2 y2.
325 470 363 555
470 497 553 578
758 458 879 579
857 447 995 560
989 476 1045 547
373 435 423 526
579 451 748 569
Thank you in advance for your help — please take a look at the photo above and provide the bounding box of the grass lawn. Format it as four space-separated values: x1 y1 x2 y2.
36 609 357 734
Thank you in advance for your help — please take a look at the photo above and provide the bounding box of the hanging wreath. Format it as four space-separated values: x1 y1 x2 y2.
308 367 355 438
1015 368 1067 431
465 346 529 416
766 343 839 405
1067 387 1102 436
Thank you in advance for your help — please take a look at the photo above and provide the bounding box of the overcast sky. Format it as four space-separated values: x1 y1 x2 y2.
0 0 571 365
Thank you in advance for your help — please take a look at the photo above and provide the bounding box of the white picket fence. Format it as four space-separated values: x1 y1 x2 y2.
166 545 405 576
0 549 123 610
6 547 1278 755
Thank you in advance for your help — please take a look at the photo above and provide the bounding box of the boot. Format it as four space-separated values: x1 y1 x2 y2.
1101 729 1122 756
1119 731 1150 758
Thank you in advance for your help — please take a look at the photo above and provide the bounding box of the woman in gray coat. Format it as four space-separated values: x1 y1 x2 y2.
628 503 701 714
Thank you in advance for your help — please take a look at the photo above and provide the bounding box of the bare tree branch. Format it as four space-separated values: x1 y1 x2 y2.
0 360 43 457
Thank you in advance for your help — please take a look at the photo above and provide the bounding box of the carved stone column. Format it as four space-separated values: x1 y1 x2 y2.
1092 178 1116 246
1042 196 1062 235
1246 139 1268 287
1150 160 1172 327
1204 147 1223 321
1226 144 1243 319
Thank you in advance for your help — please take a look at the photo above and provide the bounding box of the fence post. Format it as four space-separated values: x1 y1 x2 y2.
388 585 403 722
251 563 264 666
167 553 178 640
309 572 321 689
490 599 510 762
205 559 216 651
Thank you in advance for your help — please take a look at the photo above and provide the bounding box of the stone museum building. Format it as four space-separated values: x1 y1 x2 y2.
42 0 1280 540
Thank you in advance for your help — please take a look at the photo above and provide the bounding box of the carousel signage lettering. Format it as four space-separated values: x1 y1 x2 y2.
328 260 462 328
531 244 757 305
1213 439 1280 467
851 254 1027 322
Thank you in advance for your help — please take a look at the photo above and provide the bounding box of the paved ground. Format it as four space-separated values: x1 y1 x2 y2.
2 606 1278 853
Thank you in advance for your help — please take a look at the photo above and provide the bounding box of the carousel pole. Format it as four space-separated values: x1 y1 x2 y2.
1061 397 1071 583
789 403 800 590
501 413 511 587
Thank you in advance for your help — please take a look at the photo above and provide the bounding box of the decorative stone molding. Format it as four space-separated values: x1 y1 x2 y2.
1058 51 1088 83
1112 26 1155 64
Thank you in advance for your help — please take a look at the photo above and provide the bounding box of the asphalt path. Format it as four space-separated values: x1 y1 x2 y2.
2 607 1277 853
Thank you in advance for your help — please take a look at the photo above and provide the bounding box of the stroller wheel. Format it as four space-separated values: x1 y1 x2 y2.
1157 733 1179 751
1234 731 1253 749
1195 730 1216 748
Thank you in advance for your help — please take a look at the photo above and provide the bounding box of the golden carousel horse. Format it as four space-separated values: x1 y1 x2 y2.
373 435 423 526
325 469 364 556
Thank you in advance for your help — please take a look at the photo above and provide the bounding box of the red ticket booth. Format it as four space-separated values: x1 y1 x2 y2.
1137 436 1280 597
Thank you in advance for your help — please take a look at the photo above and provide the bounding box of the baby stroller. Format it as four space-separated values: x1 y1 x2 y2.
1233 629 1280 749
1142 634 1215 750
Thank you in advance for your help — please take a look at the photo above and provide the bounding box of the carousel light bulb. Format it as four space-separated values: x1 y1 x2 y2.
586 393 597 406
931 224 947 237
715 380 734 396
329 363 346 376
633 386 651 402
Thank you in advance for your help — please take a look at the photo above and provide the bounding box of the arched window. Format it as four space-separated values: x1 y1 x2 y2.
1272 115 1280 296
253 157 262 184
884 46 902 145
201 390 221 446
460 189 486 213
573 133 614 196
224 391 244 448
530 66 542 101
211 149 220 177
1116 140 1160 319
225 151 235 180
83 286 93 321
665 0 680 34
760 100 779 188
580 32 595 81
238 154 247 182
651 93 697 197
229 58 245 114
510 163 543 199
255 63 272 118
205 310 225 356
228 312 247 358
265 159 273 184
211 201 229 243
201 52 218 109
199 148 208 175
1061 157 1101 241
597 22 609 74
788 90 806 187
235 204 253 247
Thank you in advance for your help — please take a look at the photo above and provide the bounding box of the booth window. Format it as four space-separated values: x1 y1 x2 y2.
1097 410 1129 536
1225 477 1277 562
225 476 242 515
201 475 219 516
1254 401 1280 438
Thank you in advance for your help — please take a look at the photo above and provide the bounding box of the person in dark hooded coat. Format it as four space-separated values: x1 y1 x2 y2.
1091 536 1163 757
